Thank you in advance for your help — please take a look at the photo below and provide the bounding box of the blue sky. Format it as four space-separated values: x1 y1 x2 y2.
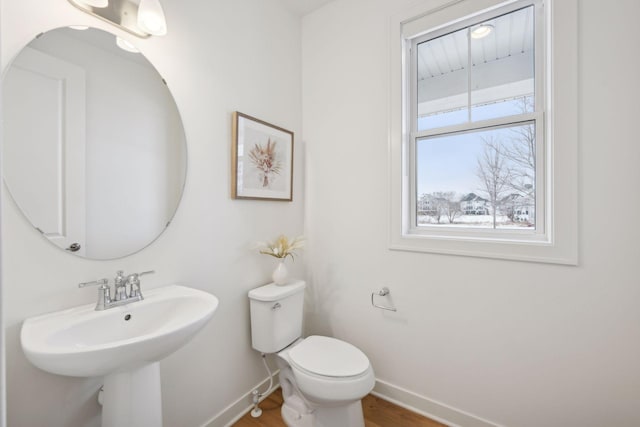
416 100 532 196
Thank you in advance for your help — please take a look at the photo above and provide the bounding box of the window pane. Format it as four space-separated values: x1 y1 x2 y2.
416 123 535 229
416 28 468 131
470 6 535 121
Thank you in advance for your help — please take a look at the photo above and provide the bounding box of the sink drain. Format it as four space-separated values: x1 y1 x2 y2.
124 314 131 321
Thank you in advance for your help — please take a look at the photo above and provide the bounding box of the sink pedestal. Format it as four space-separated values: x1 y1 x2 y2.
102 362 162 427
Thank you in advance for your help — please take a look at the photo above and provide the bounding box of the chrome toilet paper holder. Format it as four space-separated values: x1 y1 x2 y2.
371 287 397 312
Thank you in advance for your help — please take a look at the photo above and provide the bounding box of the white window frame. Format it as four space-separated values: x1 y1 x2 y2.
389 0 578 264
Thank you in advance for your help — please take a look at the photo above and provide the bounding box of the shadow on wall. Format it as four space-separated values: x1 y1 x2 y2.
6 323 102 427
304 268 342 337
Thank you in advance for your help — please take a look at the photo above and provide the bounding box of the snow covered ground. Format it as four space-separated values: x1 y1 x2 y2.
417 214 534 229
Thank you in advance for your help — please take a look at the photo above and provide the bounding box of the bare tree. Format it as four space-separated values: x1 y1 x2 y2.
427 195 445 224
504 97 536 197
446 199 462 223
476 137 511 229
419 192 455 224
433 191 461 224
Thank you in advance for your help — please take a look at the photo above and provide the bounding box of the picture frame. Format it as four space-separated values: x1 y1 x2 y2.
231 112 294 201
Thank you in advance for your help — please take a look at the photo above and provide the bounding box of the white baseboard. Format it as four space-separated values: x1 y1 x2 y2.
372 379 503 427
202 375 501 427
200 372 280 427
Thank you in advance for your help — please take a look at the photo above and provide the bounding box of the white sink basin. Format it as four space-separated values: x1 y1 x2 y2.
21 284 219 377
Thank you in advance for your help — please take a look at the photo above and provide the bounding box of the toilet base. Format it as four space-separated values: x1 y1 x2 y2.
281 398 365 427
279 365 365 427
281 396 314 427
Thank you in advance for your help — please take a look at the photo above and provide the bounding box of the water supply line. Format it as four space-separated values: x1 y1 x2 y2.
250 353 275 418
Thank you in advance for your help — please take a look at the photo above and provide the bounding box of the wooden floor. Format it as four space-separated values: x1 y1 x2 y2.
233 389 446 427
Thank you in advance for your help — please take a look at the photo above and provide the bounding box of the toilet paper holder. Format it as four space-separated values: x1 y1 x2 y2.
371 287 397 312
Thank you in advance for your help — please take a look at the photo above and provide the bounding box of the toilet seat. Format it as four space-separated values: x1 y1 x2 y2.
280 336 375 404
288 335 370 378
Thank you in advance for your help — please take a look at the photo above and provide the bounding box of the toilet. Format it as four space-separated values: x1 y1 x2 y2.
248 280 375 427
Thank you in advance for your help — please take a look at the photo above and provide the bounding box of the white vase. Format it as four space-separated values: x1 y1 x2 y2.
272 261 288 285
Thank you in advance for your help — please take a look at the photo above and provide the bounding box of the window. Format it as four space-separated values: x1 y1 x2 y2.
411 1 542 235
389 0 578 264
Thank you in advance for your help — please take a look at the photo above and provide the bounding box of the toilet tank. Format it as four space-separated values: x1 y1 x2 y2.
248 280 306 353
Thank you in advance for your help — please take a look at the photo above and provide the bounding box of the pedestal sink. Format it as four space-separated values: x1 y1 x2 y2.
21 284 219 427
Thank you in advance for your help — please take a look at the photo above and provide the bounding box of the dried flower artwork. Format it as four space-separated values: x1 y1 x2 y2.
248 139 282 188
232 112 294 201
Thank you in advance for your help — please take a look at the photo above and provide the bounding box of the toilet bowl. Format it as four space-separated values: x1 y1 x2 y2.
277 336 375 426
248 281 375 427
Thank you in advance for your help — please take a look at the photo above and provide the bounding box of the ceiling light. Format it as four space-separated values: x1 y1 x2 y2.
471 24 494 39
137 0 167 36
116 36 139 53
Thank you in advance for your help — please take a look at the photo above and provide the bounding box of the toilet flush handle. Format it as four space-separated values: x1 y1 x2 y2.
272 302 282 311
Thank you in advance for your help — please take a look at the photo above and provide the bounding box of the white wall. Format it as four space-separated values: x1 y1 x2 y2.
1 1 304 426
302 0 640 426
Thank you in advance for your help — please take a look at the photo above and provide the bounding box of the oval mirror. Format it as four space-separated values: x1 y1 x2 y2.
2 27 187 260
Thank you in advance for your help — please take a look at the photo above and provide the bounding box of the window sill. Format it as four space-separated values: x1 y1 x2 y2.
389 232 576 265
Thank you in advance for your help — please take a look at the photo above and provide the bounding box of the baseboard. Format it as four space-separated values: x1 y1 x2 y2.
200 372 280 427
372 379 503 427
202 375 501 427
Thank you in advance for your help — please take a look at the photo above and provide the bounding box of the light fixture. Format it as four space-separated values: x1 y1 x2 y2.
67 0 167 38
137 0 167 36
79 0 108 7
116 36 139 53
471 23 494 39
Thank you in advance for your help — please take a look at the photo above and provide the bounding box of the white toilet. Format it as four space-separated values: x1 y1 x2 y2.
248 280 375 427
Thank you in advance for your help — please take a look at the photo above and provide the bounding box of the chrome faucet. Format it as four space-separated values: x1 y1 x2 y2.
79 270 155 311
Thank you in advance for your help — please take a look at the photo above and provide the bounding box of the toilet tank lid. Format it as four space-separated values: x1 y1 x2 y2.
248 280 306 302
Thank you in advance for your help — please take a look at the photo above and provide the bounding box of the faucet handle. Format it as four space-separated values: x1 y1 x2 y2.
79 278 111 310
126 270 155 283
114 270 126 285
78 278 109 288
127 270 154 298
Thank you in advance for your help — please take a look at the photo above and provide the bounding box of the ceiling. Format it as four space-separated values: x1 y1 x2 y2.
277 0 335 16
417 5 534 81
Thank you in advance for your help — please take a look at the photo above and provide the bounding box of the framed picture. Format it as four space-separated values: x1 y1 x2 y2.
232 112 294 201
